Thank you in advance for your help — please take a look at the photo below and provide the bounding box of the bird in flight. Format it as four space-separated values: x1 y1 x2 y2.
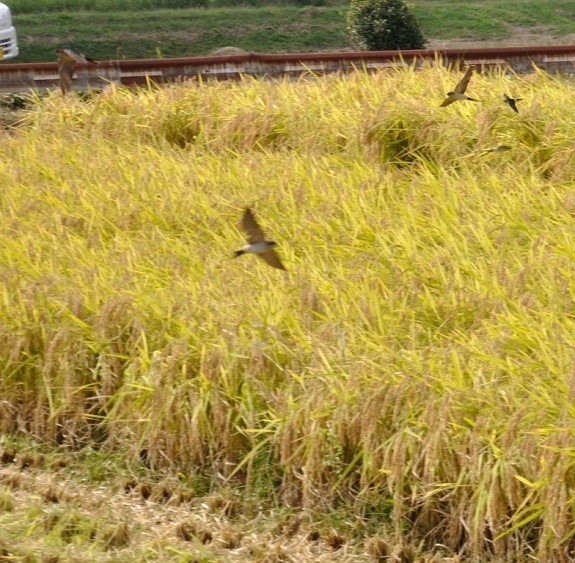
440 66 479 107
234 208 286 270
503 93 522 113
56 48 95 95
483 144 512 153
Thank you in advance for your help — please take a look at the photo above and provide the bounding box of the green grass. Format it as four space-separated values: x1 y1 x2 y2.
6 0 575 63
11 6 350 62
1 64 575 560
9 0 334 11
413 0 575 39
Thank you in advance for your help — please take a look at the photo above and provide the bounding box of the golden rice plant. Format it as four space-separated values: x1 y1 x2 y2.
1 62 575 560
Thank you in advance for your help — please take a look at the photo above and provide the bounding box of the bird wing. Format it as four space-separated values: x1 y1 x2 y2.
59 48 93 64
454 66 474 94
258 249 286 270
439 95 455 107
503 94 520 112
240 208 266 244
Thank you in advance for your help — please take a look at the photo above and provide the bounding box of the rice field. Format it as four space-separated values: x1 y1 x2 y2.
1 63 575 561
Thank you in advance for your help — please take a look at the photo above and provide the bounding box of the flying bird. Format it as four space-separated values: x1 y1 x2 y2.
56 48 95 95
483 144 512 153
440 66 479 107
503 93 522 113
234 208 286 270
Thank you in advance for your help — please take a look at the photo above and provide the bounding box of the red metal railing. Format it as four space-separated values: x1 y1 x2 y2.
0 45 573 92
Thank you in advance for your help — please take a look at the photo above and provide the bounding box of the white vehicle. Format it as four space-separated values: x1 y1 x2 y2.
0 3 17 60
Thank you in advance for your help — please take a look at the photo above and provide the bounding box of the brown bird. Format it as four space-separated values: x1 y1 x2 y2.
234 208 286 270
503 93 522 113
440 66 480 107
483 144 512 153
56 48 95 94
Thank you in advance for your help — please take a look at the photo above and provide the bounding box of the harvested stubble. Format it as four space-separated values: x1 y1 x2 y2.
1 62 575 560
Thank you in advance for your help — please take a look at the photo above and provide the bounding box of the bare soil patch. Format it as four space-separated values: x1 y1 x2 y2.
427 26 575 49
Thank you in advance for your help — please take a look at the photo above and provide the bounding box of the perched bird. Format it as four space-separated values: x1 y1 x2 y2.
56 48 95 95
503 93 522 113
234 207 286 270
440 66 479 107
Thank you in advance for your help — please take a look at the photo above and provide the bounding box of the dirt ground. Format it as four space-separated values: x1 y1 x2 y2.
427 26 575 49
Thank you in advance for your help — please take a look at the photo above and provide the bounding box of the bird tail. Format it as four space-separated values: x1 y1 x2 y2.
233 250 244 258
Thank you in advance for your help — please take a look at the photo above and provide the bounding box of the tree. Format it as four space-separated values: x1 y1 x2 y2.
347 0 426 51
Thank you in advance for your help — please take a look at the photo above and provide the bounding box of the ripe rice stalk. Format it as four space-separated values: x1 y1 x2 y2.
1 63 575 558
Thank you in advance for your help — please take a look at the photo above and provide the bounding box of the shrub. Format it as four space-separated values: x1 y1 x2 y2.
347 0 426 51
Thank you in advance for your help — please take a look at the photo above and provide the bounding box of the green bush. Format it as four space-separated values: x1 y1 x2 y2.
347 0 426 51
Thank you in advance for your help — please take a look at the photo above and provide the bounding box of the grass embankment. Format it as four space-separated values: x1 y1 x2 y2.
12 6 349 62
7 0 575 62
2 65 575 561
